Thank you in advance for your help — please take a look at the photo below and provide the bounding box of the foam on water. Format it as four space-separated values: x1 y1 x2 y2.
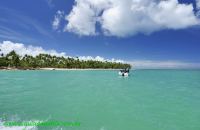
0 115 42 130
0 120 37 130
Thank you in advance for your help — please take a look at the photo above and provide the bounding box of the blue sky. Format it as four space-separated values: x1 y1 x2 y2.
0 0 200 68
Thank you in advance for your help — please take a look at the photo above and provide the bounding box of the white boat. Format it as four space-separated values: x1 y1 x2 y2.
118 69 129 76
118 71 129 76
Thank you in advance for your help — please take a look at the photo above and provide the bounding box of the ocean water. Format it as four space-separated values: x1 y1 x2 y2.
0 70 200 130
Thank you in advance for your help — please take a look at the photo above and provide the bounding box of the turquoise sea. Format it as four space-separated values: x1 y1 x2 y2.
0 70 200 130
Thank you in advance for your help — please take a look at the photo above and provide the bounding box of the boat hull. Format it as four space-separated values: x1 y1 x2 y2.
118 71 129 76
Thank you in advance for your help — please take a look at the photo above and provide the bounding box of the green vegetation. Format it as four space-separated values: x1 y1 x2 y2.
0 50 131 69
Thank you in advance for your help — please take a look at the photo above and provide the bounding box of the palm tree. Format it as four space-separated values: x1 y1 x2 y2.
6 50 20 67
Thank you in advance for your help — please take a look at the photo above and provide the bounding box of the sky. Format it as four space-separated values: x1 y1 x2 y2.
0 0 200 68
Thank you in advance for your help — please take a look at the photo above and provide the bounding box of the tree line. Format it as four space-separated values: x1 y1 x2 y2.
0 50 131 69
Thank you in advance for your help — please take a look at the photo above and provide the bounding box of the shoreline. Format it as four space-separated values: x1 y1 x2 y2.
40 68 121 70
0 67 121 71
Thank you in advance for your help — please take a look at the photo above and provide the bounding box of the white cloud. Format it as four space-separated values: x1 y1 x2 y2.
63 0 199 37
0 40 123 63
197 0 200 9
0 41 66 57
64 1 98 35
78 56 104 61
196 0 200 16
52 10 64 30
78 56 124 63
128 60 200 69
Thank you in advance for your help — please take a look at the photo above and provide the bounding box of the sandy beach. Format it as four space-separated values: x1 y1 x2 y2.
0 67 121 71
37 68 120 71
